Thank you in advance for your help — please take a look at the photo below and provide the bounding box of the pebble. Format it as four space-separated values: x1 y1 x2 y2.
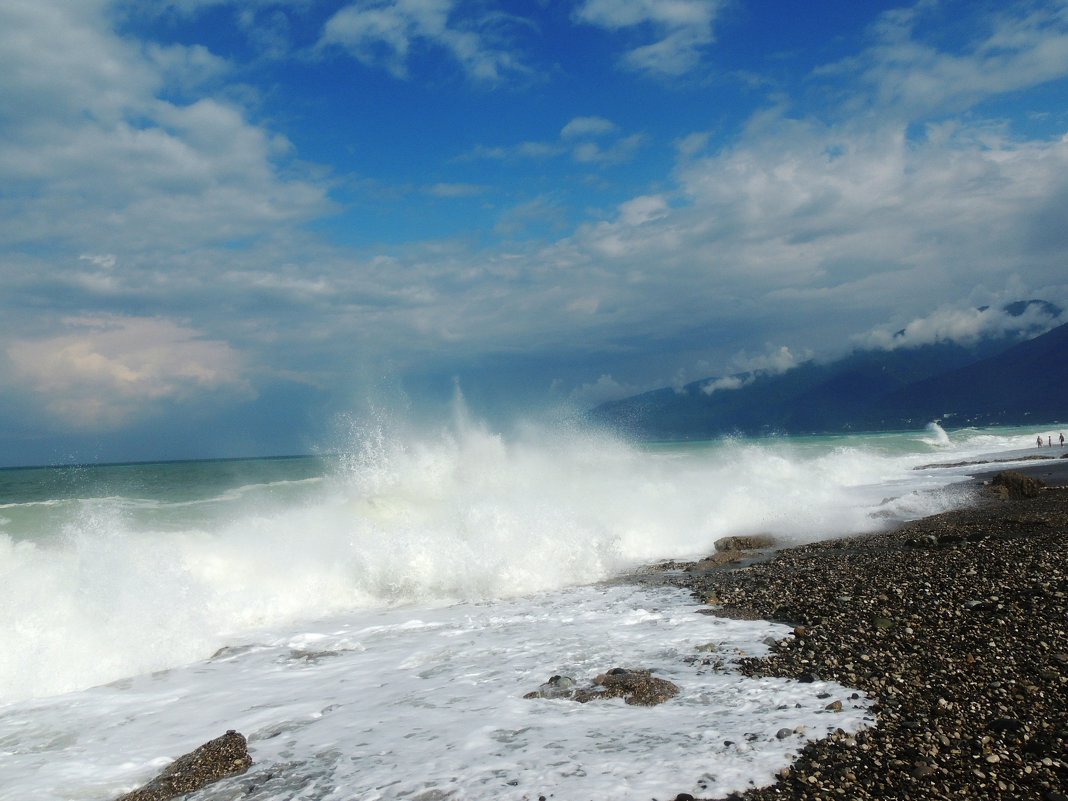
655 479 1068 800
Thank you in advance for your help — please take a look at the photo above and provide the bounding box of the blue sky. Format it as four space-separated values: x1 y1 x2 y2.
3 0 1068 465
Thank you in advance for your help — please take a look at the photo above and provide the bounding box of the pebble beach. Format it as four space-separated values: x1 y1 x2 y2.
659 461 1068 801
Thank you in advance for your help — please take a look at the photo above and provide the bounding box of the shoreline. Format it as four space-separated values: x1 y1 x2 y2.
654 469 1068 800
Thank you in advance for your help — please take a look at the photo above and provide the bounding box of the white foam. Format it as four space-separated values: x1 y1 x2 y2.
0 585 873 801
0 416 1004 703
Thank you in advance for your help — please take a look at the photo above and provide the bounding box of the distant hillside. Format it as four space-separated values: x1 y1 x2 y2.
590 313 1067 438
856 321 1068 429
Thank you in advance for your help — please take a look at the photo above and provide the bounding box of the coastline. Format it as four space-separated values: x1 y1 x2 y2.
656 465 1068 800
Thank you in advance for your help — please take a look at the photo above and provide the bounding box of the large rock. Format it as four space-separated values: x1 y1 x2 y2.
115 730 252 801
714 534 776 552
989 470 1046 499
582 668 680 706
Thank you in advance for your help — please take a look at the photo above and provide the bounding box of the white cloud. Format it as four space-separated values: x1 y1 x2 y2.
701 346 805 395
574 0 721 76
425 182 487 197
858 301 1064 350
320 0 527 82
560 116 617 139
144 42 230 90
617 195 669 226
701 374 750 395
731 345 805 374
825 2 1068 118
464 116 645 165
6 316 253 429
566 373 646 407
0 1 328 255
571 132 647 164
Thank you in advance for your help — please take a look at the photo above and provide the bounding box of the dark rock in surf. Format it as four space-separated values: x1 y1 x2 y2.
524 667 679 706
523 674 577 699
114 730 251 801
577 668 679 706
989 470 1046 499
714 535 777 552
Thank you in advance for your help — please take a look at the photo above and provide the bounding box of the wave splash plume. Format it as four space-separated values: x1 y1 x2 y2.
0 410 1029 703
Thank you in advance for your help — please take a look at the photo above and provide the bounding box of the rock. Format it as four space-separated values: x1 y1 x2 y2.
989 717 1024 733
522 674 576 699
989 471 1046 499
583 668 680 706
714 534 776 552
115 731 252 801
525 668 679 706
775 727 794 740
912 761 937 779
690 552 744 569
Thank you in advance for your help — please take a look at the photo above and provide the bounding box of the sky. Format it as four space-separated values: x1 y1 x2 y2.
3 0 1068 465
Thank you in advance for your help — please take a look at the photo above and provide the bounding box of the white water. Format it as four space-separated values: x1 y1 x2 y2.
0 418 1057 800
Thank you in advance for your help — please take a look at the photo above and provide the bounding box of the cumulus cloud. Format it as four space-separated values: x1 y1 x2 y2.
6 317 253 430
574 0 722 76
0 0 328 255
319 0 527 82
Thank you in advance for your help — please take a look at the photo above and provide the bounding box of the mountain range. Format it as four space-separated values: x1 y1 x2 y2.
589 302 1067 438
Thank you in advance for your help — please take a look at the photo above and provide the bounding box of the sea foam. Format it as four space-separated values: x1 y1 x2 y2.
0 414 1028 703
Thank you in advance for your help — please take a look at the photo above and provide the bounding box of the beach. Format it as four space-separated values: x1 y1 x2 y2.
654 462 1068 800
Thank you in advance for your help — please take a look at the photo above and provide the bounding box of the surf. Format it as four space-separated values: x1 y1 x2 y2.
0 412 1037 703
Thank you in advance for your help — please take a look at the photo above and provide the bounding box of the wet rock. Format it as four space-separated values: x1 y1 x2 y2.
581 668 679 706
522 674 576 699
714 534 777 552
989 471 1046 499
525 668 679 706
115 730 252 801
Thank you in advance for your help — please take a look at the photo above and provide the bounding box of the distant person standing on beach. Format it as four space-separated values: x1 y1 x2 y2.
1061 432 1065 447
1038 435 1044 447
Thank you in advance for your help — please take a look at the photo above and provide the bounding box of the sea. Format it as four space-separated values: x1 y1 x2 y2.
0 415 1062 801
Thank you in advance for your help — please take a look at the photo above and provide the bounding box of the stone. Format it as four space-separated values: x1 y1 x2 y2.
525 668 678 706
911 762 937 779
584 668 679 706
115 731 251 801
989 471 1046 499
714 534 776 552
523 674 576 699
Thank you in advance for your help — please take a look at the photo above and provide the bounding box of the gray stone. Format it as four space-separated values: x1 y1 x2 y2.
115 731 251 801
